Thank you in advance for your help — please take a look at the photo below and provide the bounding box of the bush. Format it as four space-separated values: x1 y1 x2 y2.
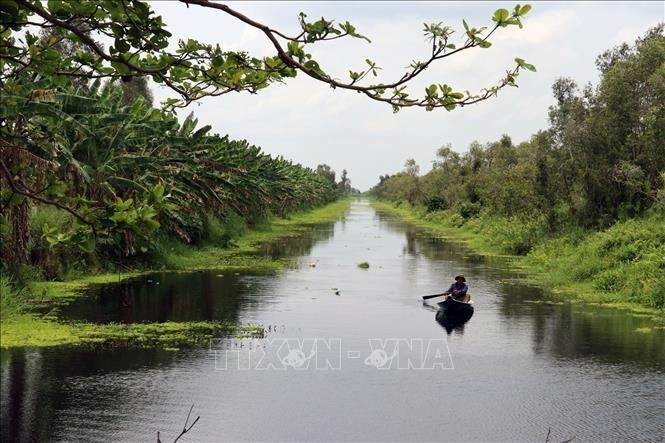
0 274 26 319
204 212 246 247
525 215 665 308
425 197 448 213
476 212 547 255
592 269 626 292
648 278 665 308
458 201 481 220
571 257 605 279
29 206 80 278
7 264 43 288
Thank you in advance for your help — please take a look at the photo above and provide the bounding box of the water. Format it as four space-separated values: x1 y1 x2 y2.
2 200 664 442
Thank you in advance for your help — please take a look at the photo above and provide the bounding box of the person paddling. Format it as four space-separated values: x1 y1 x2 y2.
442 275 468 300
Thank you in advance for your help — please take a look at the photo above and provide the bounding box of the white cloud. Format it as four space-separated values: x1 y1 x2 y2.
495 9 580 45
150 1 663 190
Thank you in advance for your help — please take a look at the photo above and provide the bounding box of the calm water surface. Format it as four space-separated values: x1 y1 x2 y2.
2 200 664 442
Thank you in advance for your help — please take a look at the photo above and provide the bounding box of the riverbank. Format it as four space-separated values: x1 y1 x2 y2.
371 200 665 317
1 199 352 348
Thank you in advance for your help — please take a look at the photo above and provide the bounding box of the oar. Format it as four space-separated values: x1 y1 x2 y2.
422 293 447 300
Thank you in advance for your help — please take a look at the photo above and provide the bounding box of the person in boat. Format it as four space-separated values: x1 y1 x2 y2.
442 275 468 300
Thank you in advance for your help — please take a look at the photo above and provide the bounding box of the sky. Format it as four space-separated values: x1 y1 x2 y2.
149 1 663 190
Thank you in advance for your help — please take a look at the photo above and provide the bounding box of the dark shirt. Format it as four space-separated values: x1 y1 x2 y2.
444 282 468 299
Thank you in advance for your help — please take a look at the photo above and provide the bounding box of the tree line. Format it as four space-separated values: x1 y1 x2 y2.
1 72 354 279
0 1 537 280
370 26 665 255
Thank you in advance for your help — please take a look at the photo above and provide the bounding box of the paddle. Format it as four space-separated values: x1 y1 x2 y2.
422 293 447 300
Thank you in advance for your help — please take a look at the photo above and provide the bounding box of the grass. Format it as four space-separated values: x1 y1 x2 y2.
372 200 665 315
1 199 352 349
160 198 352 271
371 201 510 258
522 216 665 310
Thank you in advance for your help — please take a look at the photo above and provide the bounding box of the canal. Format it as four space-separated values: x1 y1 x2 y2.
2 200 663 442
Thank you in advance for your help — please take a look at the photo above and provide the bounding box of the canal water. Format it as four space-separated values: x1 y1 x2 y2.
2 200 664 442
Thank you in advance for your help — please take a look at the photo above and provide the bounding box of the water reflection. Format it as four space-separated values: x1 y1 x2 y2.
0 346 180 442
376 208 665 368
57 271 266 323
528 303 665 366
57 221 337 324
1 201 664 442
258 222 335 258
422 301 474 335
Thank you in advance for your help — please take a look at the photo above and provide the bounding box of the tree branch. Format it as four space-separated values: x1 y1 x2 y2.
0 159 98 237
180 0 518 109
172 405 200 443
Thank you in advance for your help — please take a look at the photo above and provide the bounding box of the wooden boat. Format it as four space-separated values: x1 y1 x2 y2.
435 295 474 334
437 294 474 317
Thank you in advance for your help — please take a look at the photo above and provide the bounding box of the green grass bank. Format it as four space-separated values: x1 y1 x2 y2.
1 199 352 349
371 200 665 316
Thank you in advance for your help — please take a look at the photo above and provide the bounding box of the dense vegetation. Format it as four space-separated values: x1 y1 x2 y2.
0 1 537 320
370 27 665 309
0 2 363 344
1 74 352 276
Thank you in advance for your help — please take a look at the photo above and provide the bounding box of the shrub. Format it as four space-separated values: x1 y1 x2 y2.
29 206 80 278
478 212 547 255
205 212 246 247
592 269 626 293
425 197 448 213
649 278 665 308
458 201 481 220
0 274 26 319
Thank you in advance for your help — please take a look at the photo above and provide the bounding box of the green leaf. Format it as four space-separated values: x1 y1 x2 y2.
151 182 165 201
492 8 510 23
518 4 532 15
523 63 536 72
114 38 130 54
47 0 70 18
143 218 160 231
78 237 96 253
110 60 130 75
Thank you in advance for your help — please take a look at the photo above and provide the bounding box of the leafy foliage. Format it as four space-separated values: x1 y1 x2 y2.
371 27 665 231
369 27 665 308
1 1 533 111
0 75 345 273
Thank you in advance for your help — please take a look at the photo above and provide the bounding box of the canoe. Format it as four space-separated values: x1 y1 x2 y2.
421 295 473 334
435 296 474 333
437 295 474 317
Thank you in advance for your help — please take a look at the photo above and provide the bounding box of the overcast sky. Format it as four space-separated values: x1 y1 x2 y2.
150 1 663 190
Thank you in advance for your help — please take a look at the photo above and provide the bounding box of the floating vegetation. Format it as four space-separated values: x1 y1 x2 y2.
1 316 264 349
2 200 351 348
358 262 370 269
